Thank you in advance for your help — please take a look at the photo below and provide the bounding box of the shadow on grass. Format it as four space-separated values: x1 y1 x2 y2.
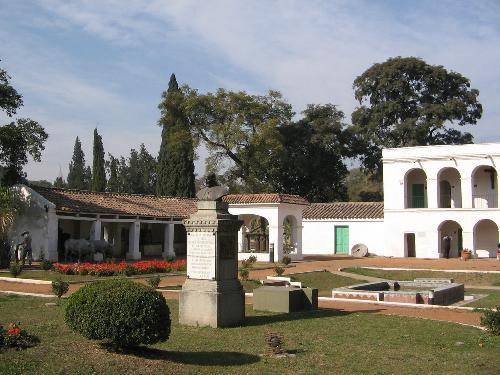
244 307 382 326
102 345 260 366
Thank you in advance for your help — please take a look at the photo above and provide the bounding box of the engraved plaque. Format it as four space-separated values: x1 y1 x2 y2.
187 231 216 280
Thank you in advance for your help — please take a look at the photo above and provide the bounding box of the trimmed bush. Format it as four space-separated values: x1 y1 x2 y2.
51 278 69 303
477 306 500 335
247 255 257 264
64 279 171 348
274 265 285 276
239 267 250 281
9 263 22 277
148 275 161 289
39 252 53 270
281 256 291 265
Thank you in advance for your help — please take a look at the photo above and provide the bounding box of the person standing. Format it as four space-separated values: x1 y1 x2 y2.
20 231 32 267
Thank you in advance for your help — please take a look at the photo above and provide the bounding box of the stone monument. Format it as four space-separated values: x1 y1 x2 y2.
179 186 244 328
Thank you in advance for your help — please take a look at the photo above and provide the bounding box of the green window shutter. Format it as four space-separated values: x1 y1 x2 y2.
411 184 426 208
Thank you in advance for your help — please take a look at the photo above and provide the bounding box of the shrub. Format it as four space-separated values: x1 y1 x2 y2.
247 255 257 264
51 278 69 303
148 275 161 289
38 251 52 270
476 306 500 335
53 260 187 277
281 256 291 265
239 267 250 281
9 263 22 277
0 323 40 350
274 265 285 276
241 259 252 269
65 279 170 348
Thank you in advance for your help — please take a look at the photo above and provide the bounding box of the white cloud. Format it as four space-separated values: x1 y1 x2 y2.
3 0 500 181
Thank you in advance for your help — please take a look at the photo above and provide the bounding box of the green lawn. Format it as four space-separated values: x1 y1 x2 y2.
465 289 500 308
0 270 184 283
290 271 367 296
0 295 498 374
343 267 500 286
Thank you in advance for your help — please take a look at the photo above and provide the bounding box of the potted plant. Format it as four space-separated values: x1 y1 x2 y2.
461 248 472 261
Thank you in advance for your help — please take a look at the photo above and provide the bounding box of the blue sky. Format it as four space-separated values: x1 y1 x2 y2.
1 0 500 181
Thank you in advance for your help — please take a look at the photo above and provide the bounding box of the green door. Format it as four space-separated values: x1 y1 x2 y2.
335 226 349 254
411 184 426 208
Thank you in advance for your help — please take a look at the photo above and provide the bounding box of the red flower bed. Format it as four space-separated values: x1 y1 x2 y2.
53 259 186 277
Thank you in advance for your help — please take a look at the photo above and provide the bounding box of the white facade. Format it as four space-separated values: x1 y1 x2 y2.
228 202 305 262
302 219 384 256
383 142 500 258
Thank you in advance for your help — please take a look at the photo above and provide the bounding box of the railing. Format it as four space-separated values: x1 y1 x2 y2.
472 193 498 208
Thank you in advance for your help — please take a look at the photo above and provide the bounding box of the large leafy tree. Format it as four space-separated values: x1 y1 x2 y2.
91 128 106 192
156 74 196 197
67 137 87 190
276 104 355 202
0 66 47 186
352 56 482 177
184 88 292 193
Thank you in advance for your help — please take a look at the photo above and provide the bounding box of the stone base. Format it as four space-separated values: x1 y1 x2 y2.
179 278 245 328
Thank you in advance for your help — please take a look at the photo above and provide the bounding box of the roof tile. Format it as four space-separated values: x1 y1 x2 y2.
303 202 384 220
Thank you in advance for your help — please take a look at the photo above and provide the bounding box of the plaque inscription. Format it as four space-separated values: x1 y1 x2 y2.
187 232 216 280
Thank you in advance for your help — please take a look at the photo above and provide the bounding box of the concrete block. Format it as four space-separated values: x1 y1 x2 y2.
253 286 318 313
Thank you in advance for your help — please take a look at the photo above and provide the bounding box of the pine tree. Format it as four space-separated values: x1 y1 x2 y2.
127 148 141 193
67 137 86 190
106 154 120 192
83 166 92 190
156 74 196 197
91 128 106 191
53 176 66 188
138 144 157 194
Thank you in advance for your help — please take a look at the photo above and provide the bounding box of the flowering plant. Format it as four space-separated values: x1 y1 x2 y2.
0 323 40 350
53 259 186 277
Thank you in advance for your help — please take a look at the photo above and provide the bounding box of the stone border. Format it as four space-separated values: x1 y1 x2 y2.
347 266 500 274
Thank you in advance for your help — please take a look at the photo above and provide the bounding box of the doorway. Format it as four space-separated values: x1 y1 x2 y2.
405 233 416 257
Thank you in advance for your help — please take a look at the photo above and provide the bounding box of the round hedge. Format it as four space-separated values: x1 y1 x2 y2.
64 279 170 348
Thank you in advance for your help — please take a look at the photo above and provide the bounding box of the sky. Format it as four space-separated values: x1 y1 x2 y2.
1 0 500 181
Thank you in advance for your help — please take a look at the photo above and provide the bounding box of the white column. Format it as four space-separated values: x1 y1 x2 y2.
91 219 102 241
295 220 303 260
268 224 284 262
126 221 141 260
461 177 473 208
237 227 243 252
426 178 438 208
162 223 175 259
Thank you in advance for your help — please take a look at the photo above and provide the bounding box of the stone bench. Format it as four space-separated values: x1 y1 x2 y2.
253 286 318 313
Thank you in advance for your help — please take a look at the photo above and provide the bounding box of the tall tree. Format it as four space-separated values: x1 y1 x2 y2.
138 144 157 194
346 168 383 202
0 66 47 186
84 166 92 190
352 56 482 177
91 128 106 192
184 88 292 193
276 104 355 202
156 74 196 197
53 176 66 188
105 154 120 192
67 137 87 190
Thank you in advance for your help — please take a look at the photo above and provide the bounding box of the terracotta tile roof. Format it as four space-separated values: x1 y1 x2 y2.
31 186 197 219
303 202 384 220
222 193 309 205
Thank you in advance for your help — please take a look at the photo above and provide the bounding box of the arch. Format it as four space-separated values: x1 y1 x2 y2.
238 214 269 253
282 215 298 255
437 167 462 208
473 219 498 258
437 220 463 258
471 165 498 208
404 168 428 208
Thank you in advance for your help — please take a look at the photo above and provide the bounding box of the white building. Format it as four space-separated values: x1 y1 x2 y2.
302 202 384 256
383 142 500 258
9 185 308 262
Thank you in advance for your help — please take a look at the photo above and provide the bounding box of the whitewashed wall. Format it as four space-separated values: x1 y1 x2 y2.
302 219 385 256
383 142 500 258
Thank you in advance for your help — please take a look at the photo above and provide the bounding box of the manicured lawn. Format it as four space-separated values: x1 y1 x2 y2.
343 267 500 286
0 269 184 283
0 295 498 374
290 271 368 296
465 289 500 308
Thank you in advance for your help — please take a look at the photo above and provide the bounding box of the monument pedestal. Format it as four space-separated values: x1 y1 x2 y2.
179 200 244 328
179 279 244 327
